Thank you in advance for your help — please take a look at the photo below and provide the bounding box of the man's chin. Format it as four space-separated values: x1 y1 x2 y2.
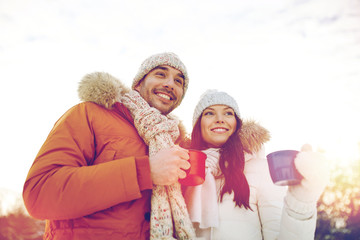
149 103 173 115
159 107 174 115
161 104 179 115
149 98 181 115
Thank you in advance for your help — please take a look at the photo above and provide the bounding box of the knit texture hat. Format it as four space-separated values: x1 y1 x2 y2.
192 89 241 127
132 52 189 96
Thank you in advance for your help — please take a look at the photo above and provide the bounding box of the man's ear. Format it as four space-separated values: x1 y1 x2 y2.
134 81 141 91
134 78 144 91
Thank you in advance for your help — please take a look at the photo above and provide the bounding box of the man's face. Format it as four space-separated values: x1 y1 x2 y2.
135 65 185 115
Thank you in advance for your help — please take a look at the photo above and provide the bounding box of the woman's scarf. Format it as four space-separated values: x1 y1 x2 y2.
184 148 221 230
121 90 195 240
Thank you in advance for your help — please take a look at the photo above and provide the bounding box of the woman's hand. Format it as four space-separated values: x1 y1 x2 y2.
288 144 330 203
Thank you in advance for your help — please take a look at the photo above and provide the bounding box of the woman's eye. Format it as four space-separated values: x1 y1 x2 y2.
203 111 214 116
225 111 234 116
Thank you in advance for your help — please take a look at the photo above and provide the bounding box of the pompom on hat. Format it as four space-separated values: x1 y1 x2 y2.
132 52 189 96
192 89 241 127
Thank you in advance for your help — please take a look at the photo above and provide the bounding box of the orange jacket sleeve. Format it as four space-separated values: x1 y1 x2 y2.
23 103 152 220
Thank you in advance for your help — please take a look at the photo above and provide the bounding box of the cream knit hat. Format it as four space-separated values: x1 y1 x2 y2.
132 52 189 96
192 89 241 127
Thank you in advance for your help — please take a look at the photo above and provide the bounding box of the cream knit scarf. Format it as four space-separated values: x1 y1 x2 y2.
121 90 195 240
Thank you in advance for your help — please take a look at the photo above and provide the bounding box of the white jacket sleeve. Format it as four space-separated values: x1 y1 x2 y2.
278 192 317 240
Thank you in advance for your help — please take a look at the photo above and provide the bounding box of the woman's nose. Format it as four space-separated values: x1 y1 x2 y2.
215 115 225 123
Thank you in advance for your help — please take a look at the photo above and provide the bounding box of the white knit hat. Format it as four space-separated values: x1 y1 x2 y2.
132 52 189 96
192 89 241 127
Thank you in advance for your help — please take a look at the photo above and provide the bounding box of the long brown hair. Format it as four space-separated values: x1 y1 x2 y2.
190 115 251 209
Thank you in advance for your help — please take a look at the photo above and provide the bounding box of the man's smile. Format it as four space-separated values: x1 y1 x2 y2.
154 89 176 101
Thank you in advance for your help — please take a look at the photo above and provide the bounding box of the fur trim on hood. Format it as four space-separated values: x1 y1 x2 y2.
78 72 130 109
239 120 270 154
78 72 270 152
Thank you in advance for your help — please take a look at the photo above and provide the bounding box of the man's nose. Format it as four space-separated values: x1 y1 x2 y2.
163 77 175 90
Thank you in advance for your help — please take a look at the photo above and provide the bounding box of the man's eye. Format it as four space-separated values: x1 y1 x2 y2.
156 72 165 77
175 78 184 86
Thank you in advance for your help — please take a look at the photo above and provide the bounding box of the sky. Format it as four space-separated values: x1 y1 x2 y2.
0 0 360 200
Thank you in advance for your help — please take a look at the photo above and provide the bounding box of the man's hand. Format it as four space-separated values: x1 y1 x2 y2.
149 146 191 185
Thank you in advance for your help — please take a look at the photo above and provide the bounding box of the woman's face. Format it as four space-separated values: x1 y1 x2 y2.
200 104 237 148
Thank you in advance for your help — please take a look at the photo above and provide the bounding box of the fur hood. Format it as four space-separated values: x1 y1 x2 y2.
240 120 270 153
78 72 270 153
78 72 130 109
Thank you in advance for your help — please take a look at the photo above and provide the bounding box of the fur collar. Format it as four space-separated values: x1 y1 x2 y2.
239 120 270 153
78 72 270 153
78 72 130 109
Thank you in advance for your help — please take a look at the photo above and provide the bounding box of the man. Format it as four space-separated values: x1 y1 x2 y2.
23 52 192 239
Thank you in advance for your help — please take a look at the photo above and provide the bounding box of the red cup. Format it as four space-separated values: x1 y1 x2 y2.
179 149 206 186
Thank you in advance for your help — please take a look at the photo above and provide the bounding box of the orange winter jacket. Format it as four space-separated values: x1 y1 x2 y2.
23 101 154 239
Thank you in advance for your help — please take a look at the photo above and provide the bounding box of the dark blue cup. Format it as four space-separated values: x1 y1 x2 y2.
266 150 303 186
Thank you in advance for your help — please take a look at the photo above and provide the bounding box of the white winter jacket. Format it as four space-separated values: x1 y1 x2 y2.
184 121 317 240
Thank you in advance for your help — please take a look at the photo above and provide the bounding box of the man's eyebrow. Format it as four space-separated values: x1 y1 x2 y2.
177 73 185 81
153 66 169 71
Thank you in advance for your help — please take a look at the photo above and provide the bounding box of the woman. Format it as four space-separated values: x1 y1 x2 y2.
183 90 328 240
